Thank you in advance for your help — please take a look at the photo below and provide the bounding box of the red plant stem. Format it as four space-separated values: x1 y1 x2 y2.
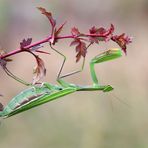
0 33 109 59
0 37 52 59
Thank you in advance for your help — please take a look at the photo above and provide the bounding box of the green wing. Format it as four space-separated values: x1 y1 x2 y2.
0 84 77 118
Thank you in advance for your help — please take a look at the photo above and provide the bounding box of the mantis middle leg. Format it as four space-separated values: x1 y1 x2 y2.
49 43 92 87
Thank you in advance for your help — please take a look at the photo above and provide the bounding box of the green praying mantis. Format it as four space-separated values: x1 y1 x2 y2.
0 48 122 118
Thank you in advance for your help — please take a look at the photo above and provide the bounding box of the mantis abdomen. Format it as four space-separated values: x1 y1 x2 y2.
0 85 77 118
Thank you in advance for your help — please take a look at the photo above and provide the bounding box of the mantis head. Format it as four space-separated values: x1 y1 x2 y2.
91 48 123 64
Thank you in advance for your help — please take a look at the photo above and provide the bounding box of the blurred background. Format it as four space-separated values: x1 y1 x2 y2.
0 0 147 148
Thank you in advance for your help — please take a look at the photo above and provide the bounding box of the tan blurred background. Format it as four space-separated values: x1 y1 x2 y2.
0 0 148 148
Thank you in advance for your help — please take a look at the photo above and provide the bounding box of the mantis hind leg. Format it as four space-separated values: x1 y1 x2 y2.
3 66 31 86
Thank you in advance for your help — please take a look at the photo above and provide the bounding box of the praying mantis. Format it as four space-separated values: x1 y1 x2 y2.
0 48 122 118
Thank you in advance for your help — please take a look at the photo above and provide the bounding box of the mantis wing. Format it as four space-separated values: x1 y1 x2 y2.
0 85 77 118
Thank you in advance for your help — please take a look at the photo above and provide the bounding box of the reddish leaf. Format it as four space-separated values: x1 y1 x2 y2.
37 7 56 28
70 39 87 62
38 7 57 44
109 24 114 34
98 24 114 39
50 22 66 45
55 22 66 37
71 27 80 37
111 33 132 54
0 102 4 111
89 24 114 43
89 26 100 43
70 40 79 46
35 50 50 55
20 38 32 49
33 56 46 84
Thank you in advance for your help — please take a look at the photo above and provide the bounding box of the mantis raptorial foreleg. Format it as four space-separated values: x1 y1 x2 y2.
89 48 122 88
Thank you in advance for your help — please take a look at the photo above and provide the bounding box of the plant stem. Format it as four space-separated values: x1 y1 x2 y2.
0 33 109 59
